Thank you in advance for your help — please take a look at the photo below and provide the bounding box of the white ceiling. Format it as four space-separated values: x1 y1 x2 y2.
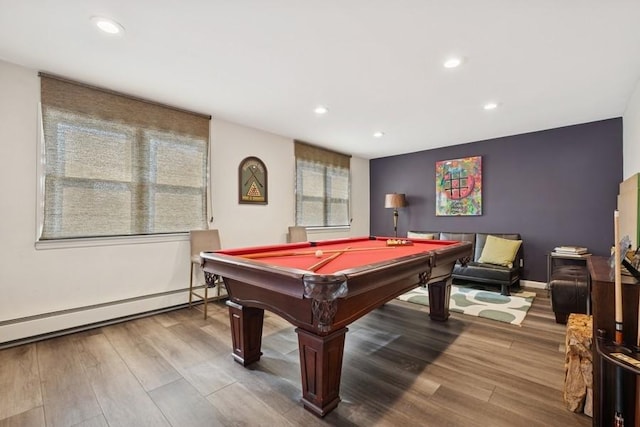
1 1 640 159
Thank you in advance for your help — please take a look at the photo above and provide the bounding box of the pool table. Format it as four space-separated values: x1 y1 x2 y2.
200 236 472 417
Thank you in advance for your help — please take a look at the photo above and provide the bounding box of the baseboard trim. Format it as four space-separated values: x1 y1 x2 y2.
0 301 194 350
521 279 546 290
0 288 188 327
0 287 225 348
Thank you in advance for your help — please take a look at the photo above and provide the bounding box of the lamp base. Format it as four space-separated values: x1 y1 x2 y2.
393 209 399 237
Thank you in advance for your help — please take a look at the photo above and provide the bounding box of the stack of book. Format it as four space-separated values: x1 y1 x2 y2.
553 245 589 255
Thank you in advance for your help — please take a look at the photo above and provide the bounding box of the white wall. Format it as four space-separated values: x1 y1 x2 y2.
0 60 370 344
209 120 370 247
623 78 640 178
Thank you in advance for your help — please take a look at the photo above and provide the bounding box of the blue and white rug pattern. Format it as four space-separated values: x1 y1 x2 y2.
397 283 535 326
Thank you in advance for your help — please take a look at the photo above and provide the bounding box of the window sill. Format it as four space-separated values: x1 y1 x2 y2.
35 233 188 250
304 225 350 230
303 226 351 234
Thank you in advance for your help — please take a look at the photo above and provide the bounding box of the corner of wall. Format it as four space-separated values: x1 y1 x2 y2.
623 77 640 179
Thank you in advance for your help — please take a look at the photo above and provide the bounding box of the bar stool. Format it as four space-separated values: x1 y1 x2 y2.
189 229 224 319
287 226 307 243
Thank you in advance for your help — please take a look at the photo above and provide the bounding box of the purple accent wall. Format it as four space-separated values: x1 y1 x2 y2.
370 118 623 282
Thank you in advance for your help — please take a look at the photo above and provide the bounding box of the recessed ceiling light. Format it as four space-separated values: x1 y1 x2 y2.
91 16 124 35
483 102 499 110
443 57 463 69
314 105 328 115
373 131 384 138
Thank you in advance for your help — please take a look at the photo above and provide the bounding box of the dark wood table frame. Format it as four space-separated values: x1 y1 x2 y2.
201 239 472 417
589 256 639 426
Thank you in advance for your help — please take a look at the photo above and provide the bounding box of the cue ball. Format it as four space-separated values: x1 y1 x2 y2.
315 250 323 257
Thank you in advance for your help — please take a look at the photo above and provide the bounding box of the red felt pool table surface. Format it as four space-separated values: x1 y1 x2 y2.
201 235 472 417
216 236 460 274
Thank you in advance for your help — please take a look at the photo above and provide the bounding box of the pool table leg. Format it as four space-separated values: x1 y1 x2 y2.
226 300 264 366
296 327 347 417
427 277 452 321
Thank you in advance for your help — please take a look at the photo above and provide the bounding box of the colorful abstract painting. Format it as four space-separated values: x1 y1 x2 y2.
435 156 482 216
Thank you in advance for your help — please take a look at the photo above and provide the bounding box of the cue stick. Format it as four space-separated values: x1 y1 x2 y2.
615 210 624 345
613 210 625 427
307 248 349 272
245 167 264 187
241 246 395 259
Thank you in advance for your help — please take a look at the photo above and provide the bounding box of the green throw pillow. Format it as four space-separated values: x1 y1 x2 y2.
478 235 522 268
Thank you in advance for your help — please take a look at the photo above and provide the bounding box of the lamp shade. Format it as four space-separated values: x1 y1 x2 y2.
384 193 407 209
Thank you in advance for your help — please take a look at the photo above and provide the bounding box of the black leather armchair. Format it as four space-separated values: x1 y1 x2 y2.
409 231 523 295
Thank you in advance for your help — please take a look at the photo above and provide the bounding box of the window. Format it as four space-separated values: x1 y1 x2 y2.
39 74 210 240
294 141 350 227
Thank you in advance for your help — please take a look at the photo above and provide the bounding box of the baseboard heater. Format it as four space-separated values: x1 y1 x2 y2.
0 287 203 350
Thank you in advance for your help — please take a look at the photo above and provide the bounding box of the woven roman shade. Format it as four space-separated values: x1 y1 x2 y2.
39 74 211 239
294 141 350 227
294 141 350 169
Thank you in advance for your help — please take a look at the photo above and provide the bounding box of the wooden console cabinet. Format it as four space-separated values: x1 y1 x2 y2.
588 256 639 426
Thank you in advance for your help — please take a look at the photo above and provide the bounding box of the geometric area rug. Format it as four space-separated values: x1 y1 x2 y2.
397 282 536 326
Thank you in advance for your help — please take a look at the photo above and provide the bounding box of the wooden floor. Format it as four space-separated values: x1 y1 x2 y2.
0 288 592 427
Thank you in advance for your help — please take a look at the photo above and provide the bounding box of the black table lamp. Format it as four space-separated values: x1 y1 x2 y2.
384 193 407 237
